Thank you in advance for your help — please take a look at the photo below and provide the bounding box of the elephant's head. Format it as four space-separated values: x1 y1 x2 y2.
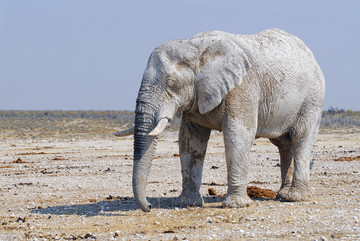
115 31 250 211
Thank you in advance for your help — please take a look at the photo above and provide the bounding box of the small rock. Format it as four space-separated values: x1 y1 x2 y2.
319 236 328 241
84 232 96 239
114 231 121 237
16 217 26 223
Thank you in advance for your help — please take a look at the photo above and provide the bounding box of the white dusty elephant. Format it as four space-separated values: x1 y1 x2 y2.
116 29 325 212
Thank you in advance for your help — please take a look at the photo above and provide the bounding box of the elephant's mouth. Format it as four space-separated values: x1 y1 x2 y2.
113 118 169 138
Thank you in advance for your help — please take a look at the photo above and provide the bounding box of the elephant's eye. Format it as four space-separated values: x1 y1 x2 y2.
166 78 181 95
166 78 177 88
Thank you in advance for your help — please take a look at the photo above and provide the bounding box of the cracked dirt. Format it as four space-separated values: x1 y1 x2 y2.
0 128 359 240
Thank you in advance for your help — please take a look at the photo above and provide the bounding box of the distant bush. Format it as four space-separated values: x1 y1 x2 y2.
321 108 360 127
327 106 345 114
0 110 134 123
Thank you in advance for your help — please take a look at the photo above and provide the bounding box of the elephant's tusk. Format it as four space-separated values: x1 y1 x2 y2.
148 118 168 136
113 126 134 137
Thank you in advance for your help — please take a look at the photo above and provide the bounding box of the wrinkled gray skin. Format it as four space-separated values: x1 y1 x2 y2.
121 29 325 212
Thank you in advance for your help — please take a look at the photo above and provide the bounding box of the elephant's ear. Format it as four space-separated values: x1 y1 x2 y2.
196 38 250 114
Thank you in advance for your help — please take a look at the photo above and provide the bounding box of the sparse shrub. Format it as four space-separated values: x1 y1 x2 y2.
321 108 360 127
327 106 345 114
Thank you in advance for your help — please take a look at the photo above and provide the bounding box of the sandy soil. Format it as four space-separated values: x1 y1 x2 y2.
0 128 359 240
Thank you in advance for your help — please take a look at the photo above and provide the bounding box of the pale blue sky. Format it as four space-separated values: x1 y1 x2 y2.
1 0 359 110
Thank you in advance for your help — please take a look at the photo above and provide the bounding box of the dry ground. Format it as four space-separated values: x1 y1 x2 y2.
0 126 359 240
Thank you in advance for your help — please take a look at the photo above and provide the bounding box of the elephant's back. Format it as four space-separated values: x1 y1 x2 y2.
239 29 324 87
244 29 315 65
247 28 309 51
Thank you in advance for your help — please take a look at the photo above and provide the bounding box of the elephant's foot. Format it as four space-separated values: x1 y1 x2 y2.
283 185 310 202
276 184 291 200
175 193 203 208
222 194 251 208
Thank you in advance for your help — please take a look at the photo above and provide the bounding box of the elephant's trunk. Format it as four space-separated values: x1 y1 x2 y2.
132 99 158 212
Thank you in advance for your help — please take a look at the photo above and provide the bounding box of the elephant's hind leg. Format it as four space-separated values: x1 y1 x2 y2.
176 116 211 208
270 133 294 200
284 106 322 202
284 142 312 202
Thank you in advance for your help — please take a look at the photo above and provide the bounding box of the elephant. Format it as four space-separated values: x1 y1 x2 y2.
115 28 325 212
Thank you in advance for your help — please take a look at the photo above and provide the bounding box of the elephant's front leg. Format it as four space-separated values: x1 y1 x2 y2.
222 123 254 208
176 117 211 208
